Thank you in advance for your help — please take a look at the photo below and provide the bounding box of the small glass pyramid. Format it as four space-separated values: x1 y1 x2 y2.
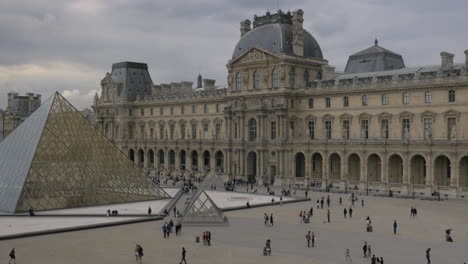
0 92 169 213
180 190 227 225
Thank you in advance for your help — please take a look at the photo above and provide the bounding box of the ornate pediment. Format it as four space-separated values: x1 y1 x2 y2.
230 47 278 65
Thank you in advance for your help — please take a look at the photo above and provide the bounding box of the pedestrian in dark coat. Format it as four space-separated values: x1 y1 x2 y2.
8 248 15 264
270 213 274 226
344 208 347 218
393 220 397 234
349 207 353 218
180 247 187 264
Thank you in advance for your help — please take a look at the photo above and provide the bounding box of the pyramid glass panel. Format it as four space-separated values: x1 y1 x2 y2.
180 190 227 225
0 92 169 213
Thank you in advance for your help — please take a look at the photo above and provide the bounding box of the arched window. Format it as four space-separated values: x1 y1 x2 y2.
248 118 257 141
253 71 260 89
272 68 278 88
235 72 242 91
289 67 296 88
303 69 309 87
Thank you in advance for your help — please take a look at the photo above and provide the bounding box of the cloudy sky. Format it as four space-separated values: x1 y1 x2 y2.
1 0 467 110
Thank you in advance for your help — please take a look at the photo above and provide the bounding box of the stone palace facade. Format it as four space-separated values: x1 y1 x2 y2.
93 9 468 197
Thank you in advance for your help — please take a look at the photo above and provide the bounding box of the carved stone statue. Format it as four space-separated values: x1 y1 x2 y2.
451 124 456 139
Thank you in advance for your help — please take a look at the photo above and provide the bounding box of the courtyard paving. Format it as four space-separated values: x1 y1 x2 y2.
1 191 467 263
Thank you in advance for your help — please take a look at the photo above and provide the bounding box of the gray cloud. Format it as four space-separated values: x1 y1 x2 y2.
0 0 467 109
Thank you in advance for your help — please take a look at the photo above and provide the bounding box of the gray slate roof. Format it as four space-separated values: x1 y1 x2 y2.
232 23 323 60
344 41 405 74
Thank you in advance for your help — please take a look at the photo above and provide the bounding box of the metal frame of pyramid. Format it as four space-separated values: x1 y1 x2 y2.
199 171 226 190
180 190 227 225
0 92 169 213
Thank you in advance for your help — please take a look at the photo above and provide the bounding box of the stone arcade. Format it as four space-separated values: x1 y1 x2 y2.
93 9 468 197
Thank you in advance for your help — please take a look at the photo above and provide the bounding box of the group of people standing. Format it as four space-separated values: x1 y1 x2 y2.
263 213 274 226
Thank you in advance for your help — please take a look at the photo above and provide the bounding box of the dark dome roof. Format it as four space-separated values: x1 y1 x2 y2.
232 23 323 60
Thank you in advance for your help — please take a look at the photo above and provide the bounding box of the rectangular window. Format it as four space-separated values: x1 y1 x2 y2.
140 125 145 139
128 124 134 139
449 90 456 102
150 108 154 116
160 107 163 115
170 124 174 139
403 92 410 104
159 125 164 139
325 121 332 139
192 104 196 113
308 121 315 140
308 98 314 109
271 121 277 139
128 109 133 117
216 104 219 113
325 97 331 108
215 123 221 139
361 120 369 139
170 107 174 115
343 96 349 107
150 127 154 139
180 124 185 139
290 99 294 109
234 122 238 138
140 108 144 116
204 104 208 113
381 119 389 139
424 118 432 140
402 119 410 140
425 91 432 104
181 106 184 114
191 124 197 139
362 95 368 106
203 123 209 139
382 94 388 105
343 120 350 139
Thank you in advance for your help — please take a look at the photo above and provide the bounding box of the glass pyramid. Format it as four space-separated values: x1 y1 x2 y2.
199 171 226 190
0 92 169 213
180 190 227 225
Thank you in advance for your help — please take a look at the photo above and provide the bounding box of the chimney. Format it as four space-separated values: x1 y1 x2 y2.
240 19 251 37
292 9 304 56
203 79 216 90
465 50 468 68
321 65 335 80
440 52 454 70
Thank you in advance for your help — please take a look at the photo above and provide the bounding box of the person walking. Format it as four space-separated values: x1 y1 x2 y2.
280 196 283 206
361 199 364 207
180 247 187 264
8 248 16 264
299 211 303 223
305 231 311 247
173 206 177 218
320 197 324 209
344 208 347 218
363 241 368 257
266 214 270 226
137 244 144 264
270 213 274 226
326 196 330 208
339 197 342 205
426 248 431 264
148 206 152 215
327 209 330 223
349 207 353 218
305 190 308 198
309 207 313 218
316 200 320 209
393 220 397 235
367 245 372 259
345 248 352 262
371 254 377 264
162 223 167 238
311 232 315 247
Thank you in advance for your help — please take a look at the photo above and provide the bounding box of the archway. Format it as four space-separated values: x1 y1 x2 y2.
247 151 257 182
180 150 186 170
311 153 323 179
348 154 361 181
410 155 426 184
203 150 211 171
295 153 305 178
459 156 468 187
157 149 165 168
169 150 175 169
434 155 451 186
388 154 403 183
137 149 144 167
215 151 224 172
191 150 198 171
147 149 154 168
367 154 382 182
128 149 135 163
329 153 341 180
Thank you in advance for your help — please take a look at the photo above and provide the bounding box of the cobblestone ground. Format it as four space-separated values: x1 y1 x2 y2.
1 191 467 264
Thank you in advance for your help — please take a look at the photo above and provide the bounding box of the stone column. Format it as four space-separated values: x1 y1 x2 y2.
186 149 192 172
427 157 434 186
